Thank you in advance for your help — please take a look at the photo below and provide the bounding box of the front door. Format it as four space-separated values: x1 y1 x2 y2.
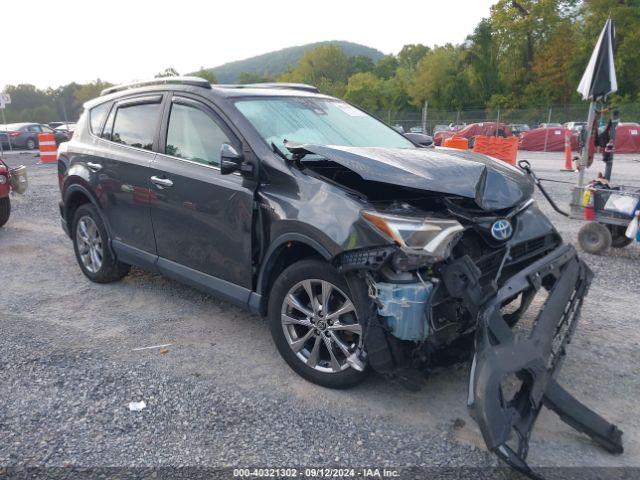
149 95 255 290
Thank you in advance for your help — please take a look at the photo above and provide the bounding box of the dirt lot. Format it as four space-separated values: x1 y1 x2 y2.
1 150 639 477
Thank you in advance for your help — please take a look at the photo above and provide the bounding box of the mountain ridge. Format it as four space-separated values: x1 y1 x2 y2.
198 41 385 83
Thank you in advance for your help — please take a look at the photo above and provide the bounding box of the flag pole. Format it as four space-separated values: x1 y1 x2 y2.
577 101 597 188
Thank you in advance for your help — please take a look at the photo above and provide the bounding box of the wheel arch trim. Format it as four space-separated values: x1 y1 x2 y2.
63 183 116 257
255 232 333 315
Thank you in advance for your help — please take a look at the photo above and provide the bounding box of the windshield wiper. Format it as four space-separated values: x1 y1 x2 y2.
271 142 290 161
283 140 311 161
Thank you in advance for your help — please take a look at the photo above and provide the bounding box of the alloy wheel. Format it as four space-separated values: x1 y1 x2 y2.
281 279 365 373
76 216 103 273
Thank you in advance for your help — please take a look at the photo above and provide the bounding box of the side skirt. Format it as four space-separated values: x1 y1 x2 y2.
111 240 261 314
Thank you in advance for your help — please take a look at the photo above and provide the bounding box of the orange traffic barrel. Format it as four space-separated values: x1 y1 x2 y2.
472 135 518 165
562 129 573 171
38 132 57 163
443 136 468 150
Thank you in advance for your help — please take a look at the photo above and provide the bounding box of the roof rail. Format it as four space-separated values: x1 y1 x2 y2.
100 76 212 96
217 83 320 93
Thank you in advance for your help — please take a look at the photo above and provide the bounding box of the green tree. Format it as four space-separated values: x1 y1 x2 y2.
155 67 180 78
397 44 430 70
490 0 577 101
193 67 218 84
237 72 274 84
374 55 399 79
344 72 386 111
74 79 113 106
278 45 350 96
407 45 471 109
349 55 376 76
464 19 501 105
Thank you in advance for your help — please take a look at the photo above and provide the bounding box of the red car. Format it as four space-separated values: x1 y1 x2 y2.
0 158 28 227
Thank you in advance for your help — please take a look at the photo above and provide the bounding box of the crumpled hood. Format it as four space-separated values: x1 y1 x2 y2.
298 144 534 210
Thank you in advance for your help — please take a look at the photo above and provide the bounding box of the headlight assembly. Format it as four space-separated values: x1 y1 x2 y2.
361 210 464 262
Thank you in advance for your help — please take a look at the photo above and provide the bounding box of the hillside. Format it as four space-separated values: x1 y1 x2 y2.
201 41 385 83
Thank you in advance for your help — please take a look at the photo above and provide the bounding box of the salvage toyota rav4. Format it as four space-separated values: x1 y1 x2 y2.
57 77 622 477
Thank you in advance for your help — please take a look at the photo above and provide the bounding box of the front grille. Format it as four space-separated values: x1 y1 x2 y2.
509 234 560 265
475 248 506 280
470 234 561 285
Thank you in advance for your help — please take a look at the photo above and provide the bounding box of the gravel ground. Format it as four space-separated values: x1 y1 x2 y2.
0 150 639 478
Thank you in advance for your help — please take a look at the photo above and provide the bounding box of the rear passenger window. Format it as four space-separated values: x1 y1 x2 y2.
89 103 110 135
165 103 230 166
110 103 161 151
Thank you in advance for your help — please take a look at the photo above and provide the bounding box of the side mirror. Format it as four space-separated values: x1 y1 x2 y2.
220 143 244 175
404 132 434 147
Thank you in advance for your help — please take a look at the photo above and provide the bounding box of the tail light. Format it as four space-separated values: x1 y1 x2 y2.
8 131 20 137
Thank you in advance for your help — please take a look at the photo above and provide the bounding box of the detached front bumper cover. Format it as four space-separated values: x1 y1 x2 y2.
455 244 623 479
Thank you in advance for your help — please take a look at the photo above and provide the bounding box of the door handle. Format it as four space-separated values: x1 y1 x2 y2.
150 176 173 188
86 162 102 172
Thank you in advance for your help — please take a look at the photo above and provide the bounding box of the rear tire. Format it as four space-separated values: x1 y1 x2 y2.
0 197 10 227
578 222 612 255
72 203 130 283
26 138 36 150
608 225 633 249
268 259 369 389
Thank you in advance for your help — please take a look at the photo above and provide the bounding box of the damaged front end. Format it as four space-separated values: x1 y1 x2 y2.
284 143 622 476
335 212 623 478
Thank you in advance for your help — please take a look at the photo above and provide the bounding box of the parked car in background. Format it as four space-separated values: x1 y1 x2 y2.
0 123 68 150
49 121 72 129
539 122 563 128
409 126 424 133
432 124 450 134
54 123 77 140
509 123 530 135
564 121 587 132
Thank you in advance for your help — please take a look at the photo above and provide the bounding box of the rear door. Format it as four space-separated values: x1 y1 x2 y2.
92 94 164 257
149 94 255 291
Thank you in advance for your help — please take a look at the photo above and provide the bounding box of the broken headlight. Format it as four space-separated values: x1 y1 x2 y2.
361 210 464 262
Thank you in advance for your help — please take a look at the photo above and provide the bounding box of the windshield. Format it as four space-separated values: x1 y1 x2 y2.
235 97 413 155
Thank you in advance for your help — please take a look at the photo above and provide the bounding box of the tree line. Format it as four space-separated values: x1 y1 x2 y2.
2 0 638 124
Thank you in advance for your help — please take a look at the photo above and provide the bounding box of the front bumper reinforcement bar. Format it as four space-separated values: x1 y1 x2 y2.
446 244 623 479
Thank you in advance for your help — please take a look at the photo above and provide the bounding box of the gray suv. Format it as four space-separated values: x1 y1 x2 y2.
57 77 622 477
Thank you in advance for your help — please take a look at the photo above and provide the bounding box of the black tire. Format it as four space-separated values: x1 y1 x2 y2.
608 225 633 249
268 259 369 389
0 196 10 227
578 222 612 255
72 203 130 283
25 137 36 150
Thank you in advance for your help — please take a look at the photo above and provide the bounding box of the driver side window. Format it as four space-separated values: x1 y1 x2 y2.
165 102 230 167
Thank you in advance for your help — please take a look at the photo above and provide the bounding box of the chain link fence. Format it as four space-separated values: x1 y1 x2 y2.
375 103 640 135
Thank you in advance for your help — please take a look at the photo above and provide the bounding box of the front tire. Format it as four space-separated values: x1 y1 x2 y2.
0 197 10 227
268 259 369 389
72 203 130 283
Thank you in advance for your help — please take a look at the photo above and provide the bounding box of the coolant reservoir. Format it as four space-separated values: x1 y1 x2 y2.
376 281 432 341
